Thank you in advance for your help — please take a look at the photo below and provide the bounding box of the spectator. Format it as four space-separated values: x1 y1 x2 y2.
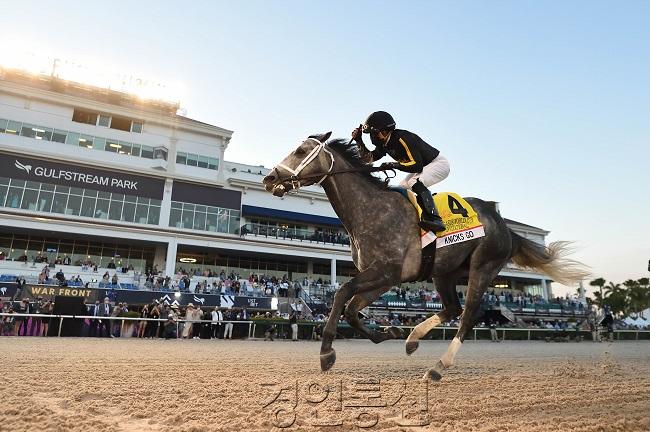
201 307 212 338
192 306 203 339
223 309 234 339
163 313 177 339
89 300 102 336
158 305 170 338
145 301 160 338
110 303 123 338
40 300 53 337
55 270 66 286
489 320 500 342
289 310 298 341
98 297 112 337
14 299 31 336
312 323 322 341
2 306 15 336
211 307 223 339
111 274 119 285
264 323 276 341
182 303 195 339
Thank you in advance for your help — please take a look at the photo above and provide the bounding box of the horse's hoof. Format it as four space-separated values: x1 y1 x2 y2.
386 326 403 339
405 341 419 356
422 360 445 381
320 350 336 371
423 367 443 381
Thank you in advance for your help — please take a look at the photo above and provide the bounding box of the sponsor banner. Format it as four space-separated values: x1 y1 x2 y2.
436 225 485 249
2 283 272 309
0 282 19 300
2 153 165 199
21 284 98 302
98 289 272 309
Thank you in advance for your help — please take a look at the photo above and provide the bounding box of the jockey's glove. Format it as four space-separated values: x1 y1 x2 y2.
379 162 401 171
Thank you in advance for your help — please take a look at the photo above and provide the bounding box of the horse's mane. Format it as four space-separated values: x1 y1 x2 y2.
324 139 387 188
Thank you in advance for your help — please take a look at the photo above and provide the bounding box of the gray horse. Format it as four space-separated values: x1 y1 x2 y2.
263 132 589 380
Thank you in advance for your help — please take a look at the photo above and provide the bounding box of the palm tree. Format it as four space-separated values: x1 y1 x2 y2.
633 278 650 316
589 277 606 298
604 282 627 316
623 279 640 314
590 290 605 309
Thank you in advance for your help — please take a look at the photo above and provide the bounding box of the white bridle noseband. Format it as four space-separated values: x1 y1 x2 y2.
276 138 335 190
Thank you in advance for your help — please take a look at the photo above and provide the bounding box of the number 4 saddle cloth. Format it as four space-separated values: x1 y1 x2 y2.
395 188 486 249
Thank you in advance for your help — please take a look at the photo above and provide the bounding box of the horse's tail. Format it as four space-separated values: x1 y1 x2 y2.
510 231 591 286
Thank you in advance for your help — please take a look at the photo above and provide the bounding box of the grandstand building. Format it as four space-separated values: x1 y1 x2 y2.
0 65 554 303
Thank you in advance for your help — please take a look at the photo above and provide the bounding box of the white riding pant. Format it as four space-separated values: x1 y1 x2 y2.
399 155 450 189
224 322 233 338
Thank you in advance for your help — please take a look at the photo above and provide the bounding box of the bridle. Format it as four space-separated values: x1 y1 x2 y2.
277 138 335 189
273 138 395 192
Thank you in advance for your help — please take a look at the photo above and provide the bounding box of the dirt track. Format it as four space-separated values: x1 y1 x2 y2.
1 337 649 432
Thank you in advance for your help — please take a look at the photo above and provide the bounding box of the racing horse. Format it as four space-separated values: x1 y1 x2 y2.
262 132 590 380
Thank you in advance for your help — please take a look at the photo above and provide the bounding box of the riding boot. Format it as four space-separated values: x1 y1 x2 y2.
411 180 445 233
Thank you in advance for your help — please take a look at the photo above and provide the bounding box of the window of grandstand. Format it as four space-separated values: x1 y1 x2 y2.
97 114 111 127
174 248 309 276
169 201 240 233
0 117 159 160
131 121 143 133
72 108 98 125
2 119 21 135
109 115 132 132
0 177 161 225
72 109 143 134
0 232 153 271
175 151 218 170
246 218 310 240
20 124 52 140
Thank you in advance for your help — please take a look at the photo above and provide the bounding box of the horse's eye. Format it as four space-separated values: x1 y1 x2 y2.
294 148 305 156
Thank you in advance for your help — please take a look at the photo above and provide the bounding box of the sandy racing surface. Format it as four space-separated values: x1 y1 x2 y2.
2 337 649 432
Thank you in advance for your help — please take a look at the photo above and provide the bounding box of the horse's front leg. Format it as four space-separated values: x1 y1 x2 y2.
320 263 401 371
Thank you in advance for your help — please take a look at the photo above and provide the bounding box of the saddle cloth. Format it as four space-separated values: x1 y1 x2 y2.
391 188 485 249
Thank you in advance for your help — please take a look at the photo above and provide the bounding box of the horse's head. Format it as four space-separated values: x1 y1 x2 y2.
263 131 332 197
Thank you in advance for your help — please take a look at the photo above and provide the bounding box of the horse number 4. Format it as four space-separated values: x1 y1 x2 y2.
448 195 469 218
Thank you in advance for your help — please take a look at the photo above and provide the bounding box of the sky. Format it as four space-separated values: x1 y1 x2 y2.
1 1 648 295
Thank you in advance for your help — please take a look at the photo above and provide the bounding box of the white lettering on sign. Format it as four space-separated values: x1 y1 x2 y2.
20 160 137 191
435 225 486 249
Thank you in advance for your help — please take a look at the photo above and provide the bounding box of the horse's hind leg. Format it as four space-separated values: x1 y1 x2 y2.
405 272 463 355
423 263 504 381
344 289 403 343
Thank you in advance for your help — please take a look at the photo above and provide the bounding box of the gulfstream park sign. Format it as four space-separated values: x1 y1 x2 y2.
15 160 138 191
3 153 164 199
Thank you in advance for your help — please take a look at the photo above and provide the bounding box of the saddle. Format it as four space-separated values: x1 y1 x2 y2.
390 187 486 281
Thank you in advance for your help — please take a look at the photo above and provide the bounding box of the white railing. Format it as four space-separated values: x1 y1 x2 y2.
0 313 255 338
379 325 650 341
2 313 649 341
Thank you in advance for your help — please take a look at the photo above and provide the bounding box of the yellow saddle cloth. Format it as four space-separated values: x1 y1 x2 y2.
405 191 485 248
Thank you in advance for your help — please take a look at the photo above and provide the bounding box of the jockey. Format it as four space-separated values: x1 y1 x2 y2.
352 111 449 233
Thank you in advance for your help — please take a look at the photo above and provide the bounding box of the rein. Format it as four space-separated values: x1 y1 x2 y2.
274 138 395 191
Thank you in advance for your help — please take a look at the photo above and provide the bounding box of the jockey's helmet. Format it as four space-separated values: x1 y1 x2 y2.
362 111 396 134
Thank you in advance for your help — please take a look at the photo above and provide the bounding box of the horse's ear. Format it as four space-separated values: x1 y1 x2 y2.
309 131 332 144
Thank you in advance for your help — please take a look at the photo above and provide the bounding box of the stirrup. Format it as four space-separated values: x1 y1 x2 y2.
419 217 445 233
